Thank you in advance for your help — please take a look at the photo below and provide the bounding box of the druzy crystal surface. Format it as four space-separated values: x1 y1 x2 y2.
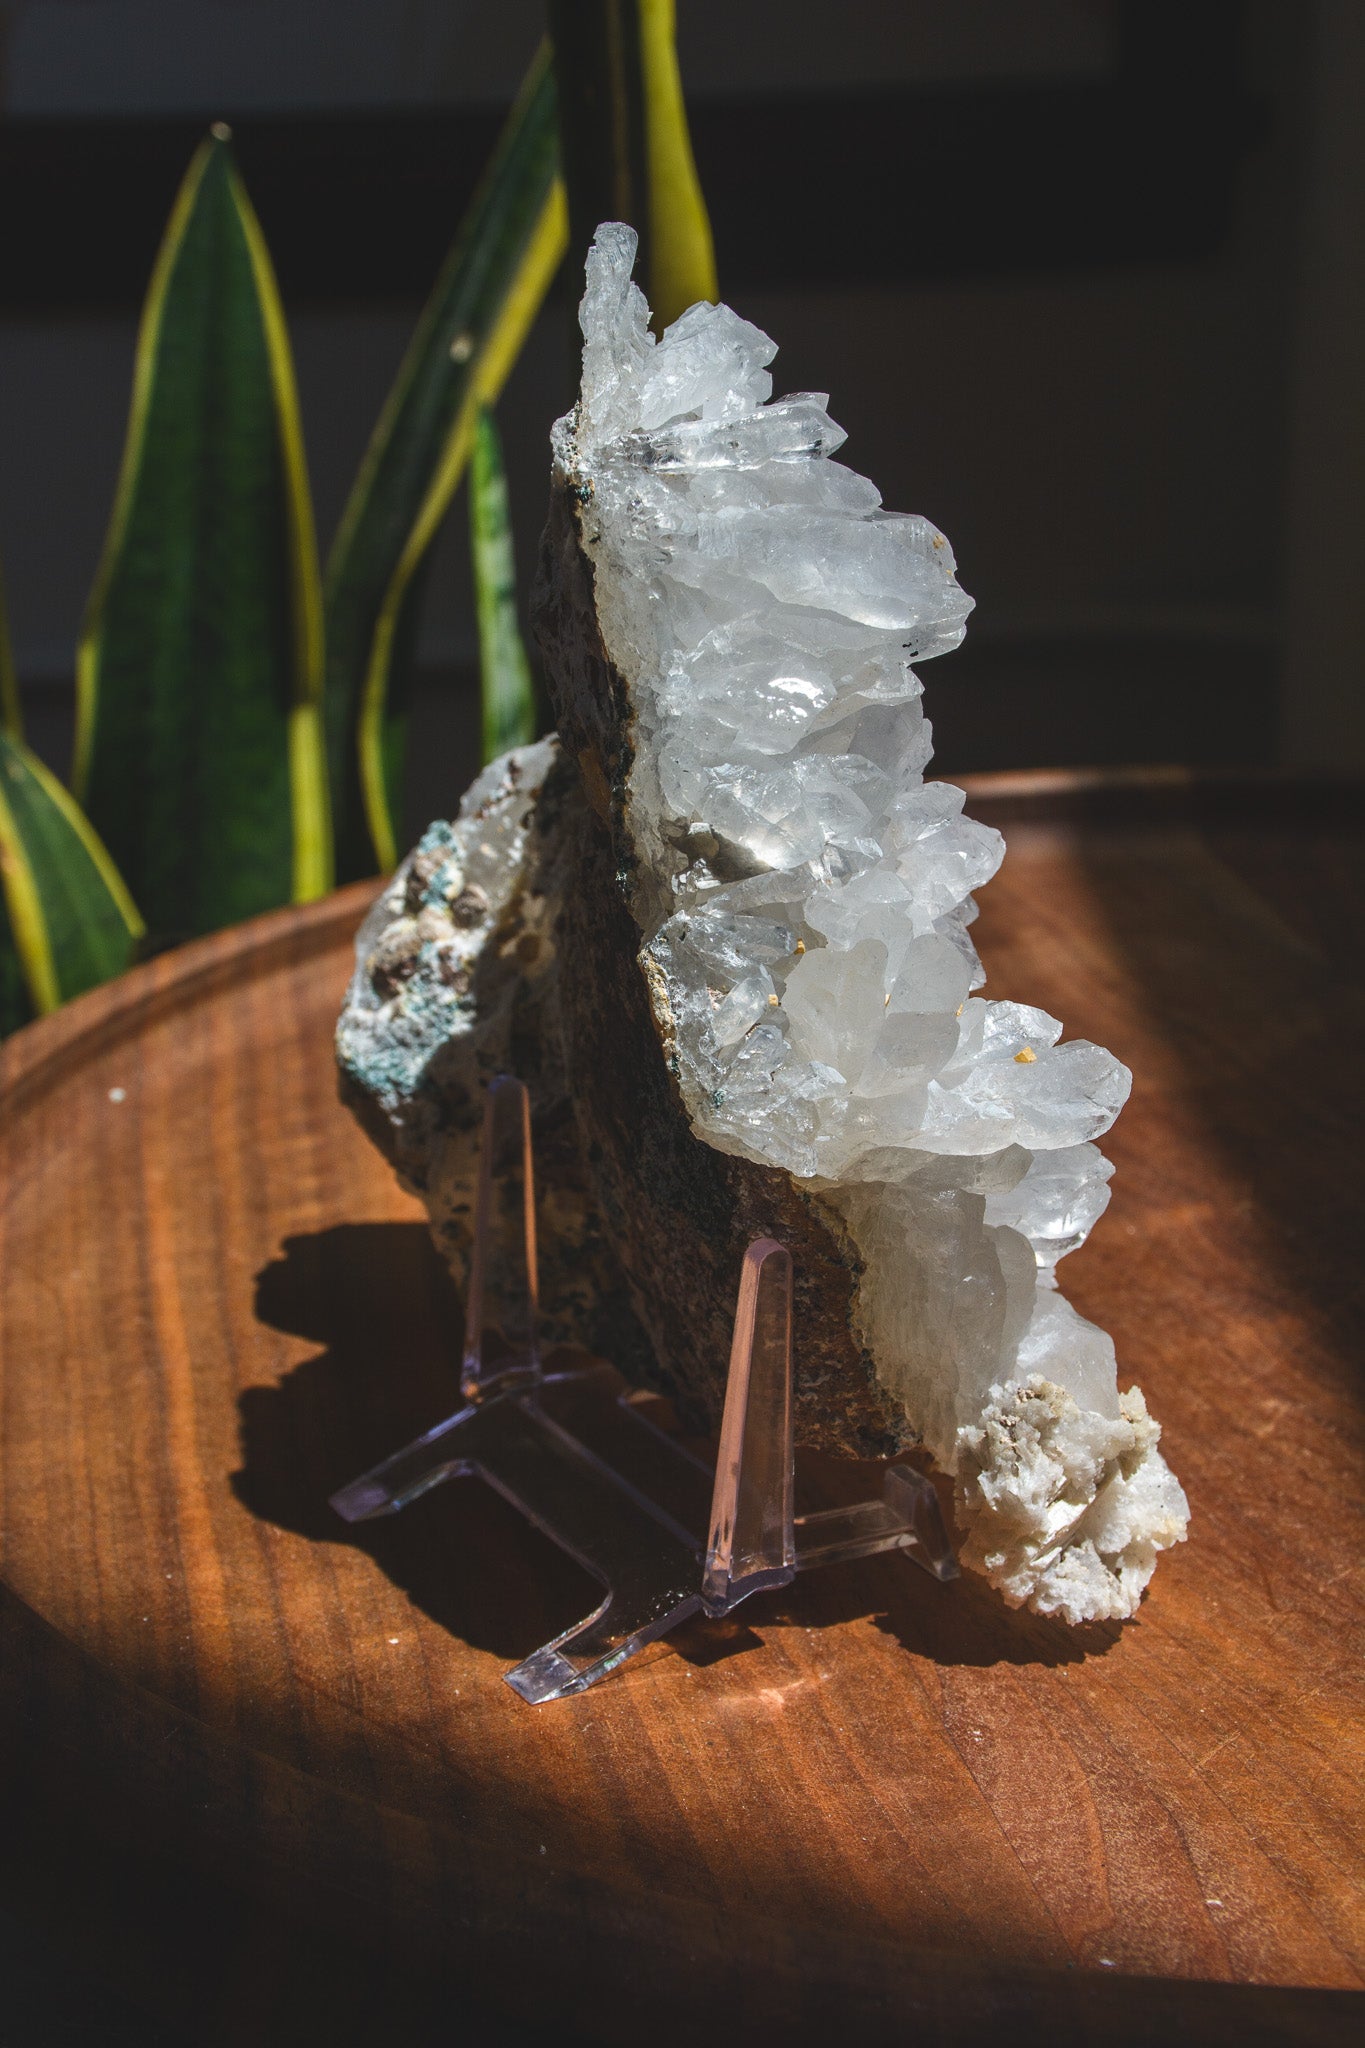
555 224 1188 1623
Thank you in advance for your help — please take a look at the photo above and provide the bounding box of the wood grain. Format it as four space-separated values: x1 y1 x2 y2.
0 776 1362 2045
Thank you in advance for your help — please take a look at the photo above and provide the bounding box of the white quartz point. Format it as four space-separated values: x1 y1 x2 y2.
557 224 1188 1622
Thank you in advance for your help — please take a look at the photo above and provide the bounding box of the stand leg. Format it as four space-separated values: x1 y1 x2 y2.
702 1240 797 1613
462 1073 539 1397
330 1405 476 1522
468 1398 707 1703
505 1586 705 1703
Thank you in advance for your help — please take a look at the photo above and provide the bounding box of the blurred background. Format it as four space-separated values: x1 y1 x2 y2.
2 0 1361 847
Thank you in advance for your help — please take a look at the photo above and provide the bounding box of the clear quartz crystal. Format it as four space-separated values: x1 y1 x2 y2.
557 223 1188 1624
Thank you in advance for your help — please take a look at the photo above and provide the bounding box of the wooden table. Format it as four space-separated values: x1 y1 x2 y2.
1 772 1361 2045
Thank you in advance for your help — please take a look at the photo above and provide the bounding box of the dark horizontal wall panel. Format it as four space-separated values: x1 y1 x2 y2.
700 80 1263 290
1 51 1264 312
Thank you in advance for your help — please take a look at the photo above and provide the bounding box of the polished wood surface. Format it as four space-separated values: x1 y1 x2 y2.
1 775 1361 2044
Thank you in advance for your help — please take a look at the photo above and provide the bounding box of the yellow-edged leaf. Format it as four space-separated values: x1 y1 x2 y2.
75 128 330 940
325 47 565 878
0 729 143 1035
548 0 717 330
354 176 567 871
638 0 717 324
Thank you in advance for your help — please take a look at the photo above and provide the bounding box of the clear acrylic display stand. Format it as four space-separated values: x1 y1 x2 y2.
332 1076 958 1703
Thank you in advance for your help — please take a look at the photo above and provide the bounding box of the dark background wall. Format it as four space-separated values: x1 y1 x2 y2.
1 0 1360 847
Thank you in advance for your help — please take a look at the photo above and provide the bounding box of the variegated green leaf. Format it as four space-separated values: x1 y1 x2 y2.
326 45 566 877
548 0 717 330
0 729 143 1038
75 127 330 942
471 407 537 764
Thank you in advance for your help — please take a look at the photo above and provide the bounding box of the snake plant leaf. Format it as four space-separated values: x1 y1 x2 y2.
471 408 537 764
74 127 330 942
548 0 717 330
326 44 566 879
0 729 144 1037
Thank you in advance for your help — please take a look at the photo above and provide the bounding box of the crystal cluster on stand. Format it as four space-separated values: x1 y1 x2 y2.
338 224 1188 1626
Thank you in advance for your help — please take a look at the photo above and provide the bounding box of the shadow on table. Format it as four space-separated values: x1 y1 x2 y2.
236 1221 1119 1677
236 1221 607 1663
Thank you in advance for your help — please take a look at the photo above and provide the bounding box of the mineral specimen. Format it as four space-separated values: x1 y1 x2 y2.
338 224 1189 1625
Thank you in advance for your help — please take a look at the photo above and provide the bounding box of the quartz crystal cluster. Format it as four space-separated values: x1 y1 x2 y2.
553 224 1188 1623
